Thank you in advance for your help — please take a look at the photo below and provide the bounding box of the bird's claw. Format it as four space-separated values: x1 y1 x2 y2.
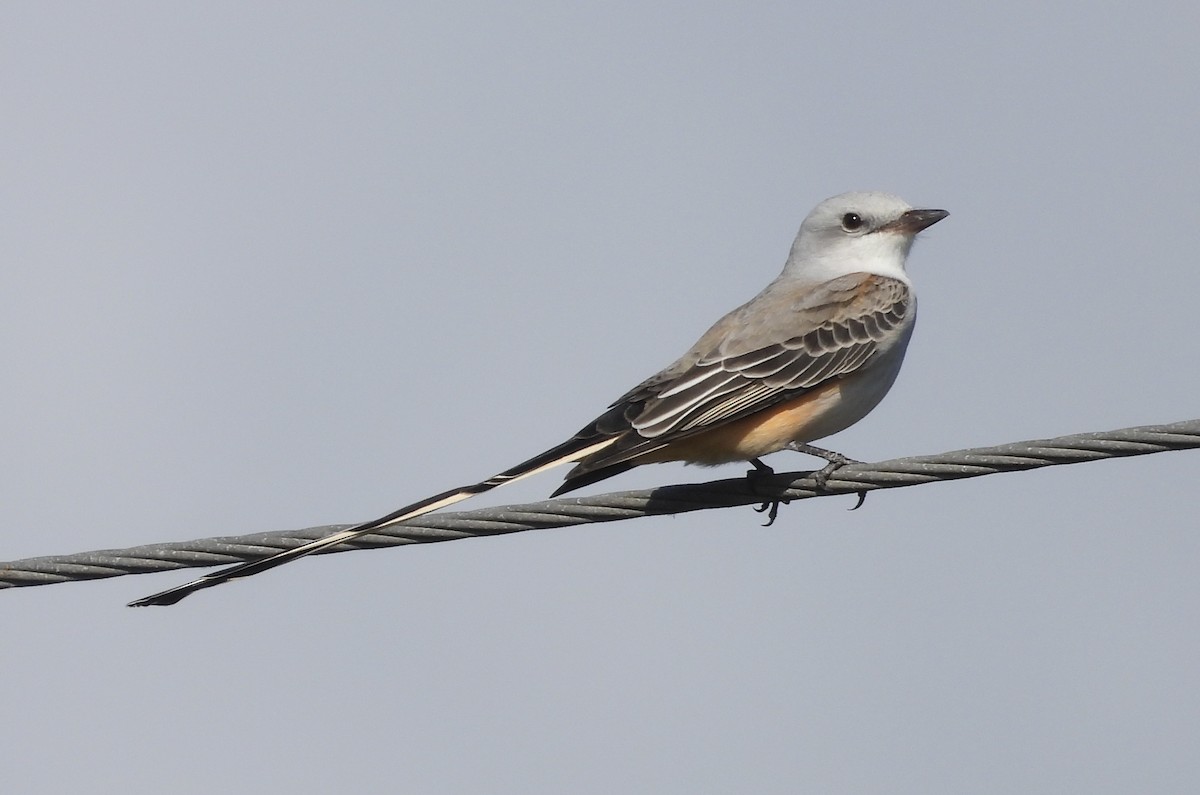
785 443 869 510
746 451 867 522
754 498 790 526
747 458 790 525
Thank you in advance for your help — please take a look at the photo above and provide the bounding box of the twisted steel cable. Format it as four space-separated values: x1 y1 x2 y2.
3 419 1197 592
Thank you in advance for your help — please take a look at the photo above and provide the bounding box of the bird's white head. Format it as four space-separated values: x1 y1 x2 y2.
783 191 948 285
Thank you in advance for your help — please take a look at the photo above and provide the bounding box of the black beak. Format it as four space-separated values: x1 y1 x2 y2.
883 208 949 234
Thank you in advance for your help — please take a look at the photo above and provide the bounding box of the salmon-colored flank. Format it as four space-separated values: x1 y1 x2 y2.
635 378 845 465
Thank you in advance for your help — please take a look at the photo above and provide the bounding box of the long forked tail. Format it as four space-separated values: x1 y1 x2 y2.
128 436 618 607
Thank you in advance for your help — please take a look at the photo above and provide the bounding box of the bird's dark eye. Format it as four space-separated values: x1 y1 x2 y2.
841 212 864 232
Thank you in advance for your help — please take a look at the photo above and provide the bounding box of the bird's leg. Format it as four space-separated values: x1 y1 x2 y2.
786 442 868 510
746 458 789 526
786 442 860 485
748 458 774 475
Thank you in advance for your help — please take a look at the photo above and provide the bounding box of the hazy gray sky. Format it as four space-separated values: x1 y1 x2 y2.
4 2 1199 792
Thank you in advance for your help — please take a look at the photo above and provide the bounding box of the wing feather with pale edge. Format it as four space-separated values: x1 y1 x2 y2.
561 272 912 482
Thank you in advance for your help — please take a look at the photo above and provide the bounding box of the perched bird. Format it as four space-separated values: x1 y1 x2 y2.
131 191 947 606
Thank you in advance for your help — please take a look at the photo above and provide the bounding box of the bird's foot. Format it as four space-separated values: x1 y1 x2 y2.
746 458 790 526
785 443 868 510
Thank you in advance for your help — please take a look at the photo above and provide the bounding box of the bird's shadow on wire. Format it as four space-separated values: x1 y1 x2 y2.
639 467 814 525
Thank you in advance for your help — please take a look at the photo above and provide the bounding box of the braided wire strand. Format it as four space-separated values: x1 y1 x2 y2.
3 419 1197 590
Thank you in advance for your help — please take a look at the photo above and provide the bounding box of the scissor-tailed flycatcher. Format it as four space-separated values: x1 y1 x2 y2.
130 191 947 606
